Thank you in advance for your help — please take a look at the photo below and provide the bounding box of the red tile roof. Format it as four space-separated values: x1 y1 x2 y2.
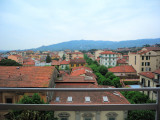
9 55 22 58
0 66 55 87
117 58 127 64
72 66 92 72
60 60 70 65
108 65 136 73
71 69 86 76
145 47 160 51
100 51 117 55
139 72 155 79
51 60 60 66
154 69 160 74
70 59 86 64
23 58 35 65
50 84 130 104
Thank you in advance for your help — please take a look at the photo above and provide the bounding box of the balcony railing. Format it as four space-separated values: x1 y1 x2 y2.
0 87 160 120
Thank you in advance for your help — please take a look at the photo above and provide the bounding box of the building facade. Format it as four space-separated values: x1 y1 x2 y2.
128 47 160 73
139 69 160 100
100 51 118 67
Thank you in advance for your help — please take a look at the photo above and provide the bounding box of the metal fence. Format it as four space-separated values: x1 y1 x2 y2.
0 87 160 120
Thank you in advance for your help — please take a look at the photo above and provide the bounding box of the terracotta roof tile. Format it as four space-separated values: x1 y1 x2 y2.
108 65 136 73
50 84 130 104
117 58 127 64
70 59 86 64
60 60 70 65
139 72 155 79
51 60 60 66
0 66 55 87
145 47 160 51
100 51 117 55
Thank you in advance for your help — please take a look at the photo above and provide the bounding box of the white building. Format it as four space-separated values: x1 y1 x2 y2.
100 51 118 67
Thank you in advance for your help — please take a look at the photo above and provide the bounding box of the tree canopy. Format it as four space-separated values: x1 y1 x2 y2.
46 54 52 63
6 93 57 120
0 59 22 66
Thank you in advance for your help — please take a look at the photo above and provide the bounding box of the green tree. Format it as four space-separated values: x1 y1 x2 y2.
126 110 155 120
89 64 99 73
112 77 121 88
46 54 52 63
103 78 112 86
105 72 114 78
98 65 108 75
0 59 22 66
65 65 70 70
121 91 156 120
62 54 66 60
6 93 57 120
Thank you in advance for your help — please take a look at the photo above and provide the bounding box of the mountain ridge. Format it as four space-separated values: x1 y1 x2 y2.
33 38 160 51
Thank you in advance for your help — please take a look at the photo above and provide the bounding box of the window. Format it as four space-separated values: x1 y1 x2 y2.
67 96 72 102
135 56 136 65
142 62 144 66
141 68 144 71
148 80 150 87
6 98 13 103
55 97 60 102
85 97 90 102
142 56 144 60
106 112 118 120
71 64 74 67
82 113 93 120
146 56 148 60
58 112 70 120
103 96 109 102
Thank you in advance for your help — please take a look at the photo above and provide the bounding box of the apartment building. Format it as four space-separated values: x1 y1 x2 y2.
139 69 160 100
100 51 118 67
128 47 160 73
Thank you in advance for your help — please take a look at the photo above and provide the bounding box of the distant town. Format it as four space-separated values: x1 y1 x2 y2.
0 43 160 120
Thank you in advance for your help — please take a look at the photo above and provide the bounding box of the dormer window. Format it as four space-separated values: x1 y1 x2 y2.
67 96 72 102
85 97 90 102
55 97 60 102
103 96 109 102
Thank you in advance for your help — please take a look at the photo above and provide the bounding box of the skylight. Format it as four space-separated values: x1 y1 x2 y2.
103 96 109 102
85 96 90 102
67 96 72 102
55 97 60 102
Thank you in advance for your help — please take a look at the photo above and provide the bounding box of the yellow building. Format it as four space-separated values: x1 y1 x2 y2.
69 59 86 69
139 69 160 100
128 47 160 74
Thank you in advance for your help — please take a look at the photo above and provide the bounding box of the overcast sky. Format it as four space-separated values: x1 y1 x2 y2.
0 0 160 50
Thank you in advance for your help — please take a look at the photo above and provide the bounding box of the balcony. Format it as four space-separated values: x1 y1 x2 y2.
0 87 160 120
